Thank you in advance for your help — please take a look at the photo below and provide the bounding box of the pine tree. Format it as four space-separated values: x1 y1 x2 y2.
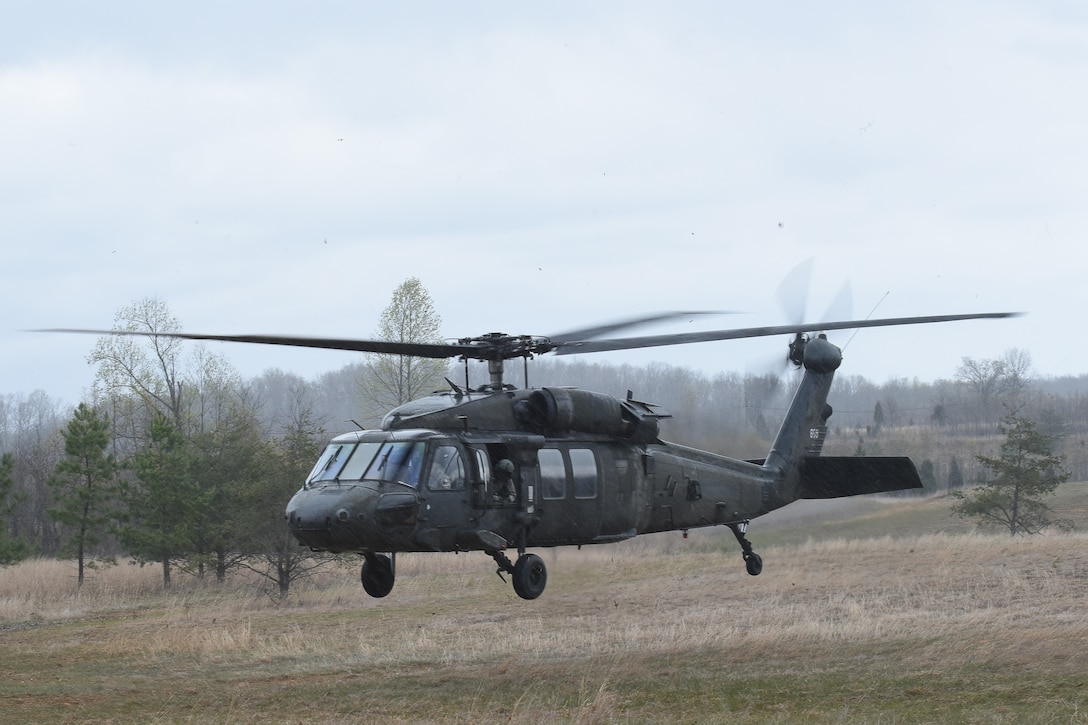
951 408 1070 534
0 453 29 566
872 401 885 434
918 459 937 493
947 457 964 491
117 414 205 587
48 404 119 585
187 407 266 582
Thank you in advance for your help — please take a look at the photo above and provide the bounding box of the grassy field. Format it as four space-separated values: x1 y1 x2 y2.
4 489 1088 723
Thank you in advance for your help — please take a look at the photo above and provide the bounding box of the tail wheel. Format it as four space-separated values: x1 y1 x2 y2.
512 553 547 600
361 553 395 598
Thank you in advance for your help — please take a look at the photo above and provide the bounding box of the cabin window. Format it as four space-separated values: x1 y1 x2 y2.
570 448 598 499
426 445 466 490
338 442 382 481
539 448 566 500
308 443 354 483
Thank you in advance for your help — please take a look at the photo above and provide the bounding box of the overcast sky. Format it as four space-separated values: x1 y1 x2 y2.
3 1 1084 407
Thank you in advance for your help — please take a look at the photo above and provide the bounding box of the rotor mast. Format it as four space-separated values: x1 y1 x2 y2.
457 332 546 391
487 357 505 390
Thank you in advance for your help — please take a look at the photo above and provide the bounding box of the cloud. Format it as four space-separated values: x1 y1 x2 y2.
2 2 1086 405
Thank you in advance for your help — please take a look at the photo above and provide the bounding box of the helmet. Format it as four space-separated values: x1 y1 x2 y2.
496 459 515 474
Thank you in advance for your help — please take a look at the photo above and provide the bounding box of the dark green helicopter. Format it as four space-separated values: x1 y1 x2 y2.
47 310 1015 600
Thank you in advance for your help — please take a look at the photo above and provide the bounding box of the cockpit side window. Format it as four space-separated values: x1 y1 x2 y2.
426 445 466 490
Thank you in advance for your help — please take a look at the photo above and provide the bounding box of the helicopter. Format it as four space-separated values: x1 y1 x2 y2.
45 309 1016 600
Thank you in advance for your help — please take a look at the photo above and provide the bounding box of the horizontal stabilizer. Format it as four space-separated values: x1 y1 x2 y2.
799 456 923 499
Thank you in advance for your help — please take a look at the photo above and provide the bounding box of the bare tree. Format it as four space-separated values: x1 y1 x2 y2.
360 278 448 418
188 345 244 436
3 391 65 554
955 348 1032 423
88 296 241 439
89 296 187 431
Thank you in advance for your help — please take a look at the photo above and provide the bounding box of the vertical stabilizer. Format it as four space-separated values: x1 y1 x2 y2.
762 335 841 507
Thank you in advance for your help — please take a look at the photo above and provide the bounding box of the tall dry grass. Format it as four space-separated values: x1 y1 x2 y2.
6 478 1088 722
5 526 1088 722
7 530 1088 670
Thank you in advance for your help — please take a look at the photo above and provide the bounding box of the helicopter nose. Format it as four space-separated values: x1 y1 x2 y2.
286 485 376 551
285 484 419 552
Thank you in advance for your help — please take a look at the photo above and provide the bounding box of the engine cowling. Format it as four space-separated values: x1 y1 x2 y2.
519 387 662 442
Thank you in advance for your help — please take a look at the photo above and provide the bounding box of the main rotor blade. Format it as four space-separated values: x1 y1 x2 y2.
551 312 1021 355
38 311 1022 363
36 329 471 359
547 311 731 343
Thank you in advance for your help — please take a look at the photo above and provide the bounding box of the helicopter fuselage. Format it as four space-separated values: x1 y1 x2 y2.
286 428 778 555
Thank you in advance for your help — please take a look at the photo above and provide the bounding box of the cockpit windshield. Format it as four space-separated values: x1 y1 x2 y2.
362 441 426 488
307 443 352 482
305 437 449 490
306 441 382 484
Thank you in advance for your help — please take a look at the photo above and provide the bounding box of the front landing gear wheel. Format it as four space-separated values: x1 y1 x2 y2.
744 552 763 576
361 553 395 598
512 553 547 600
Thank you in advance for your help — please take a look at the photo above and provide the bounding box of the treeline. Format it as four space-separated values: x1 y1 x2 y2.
0 285 452 591
0 378 328 593
2 297 1087 587
0 298 338 593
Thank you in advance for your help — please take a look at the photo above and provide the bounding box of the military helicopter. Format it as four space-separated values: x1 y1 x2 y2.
46 309 1015 600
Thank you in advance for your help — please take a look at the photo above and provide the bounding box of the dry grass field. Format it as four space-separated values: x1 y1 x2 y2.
4 490 1088 723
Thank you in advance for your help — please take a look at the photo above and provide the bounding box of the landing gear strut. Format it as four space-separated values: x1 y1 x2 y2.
729 522 763 576
490 549 548 600
361 552 396 597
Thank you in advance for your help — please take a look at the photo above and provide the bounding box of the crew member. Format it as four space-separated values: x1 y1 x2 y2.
494 459 516 502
